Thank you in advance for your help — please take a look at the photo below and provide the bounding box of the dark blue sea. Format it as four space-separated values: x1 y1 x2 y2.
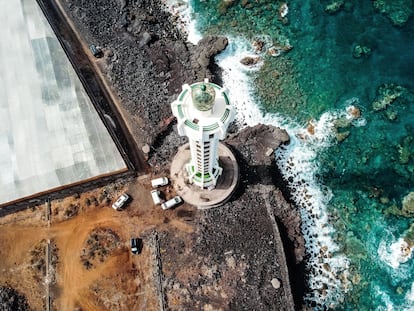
177 0 414 309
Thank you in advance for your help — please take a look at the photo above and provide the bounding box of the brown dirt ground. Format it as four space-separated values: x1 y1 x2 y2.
0 175 195 311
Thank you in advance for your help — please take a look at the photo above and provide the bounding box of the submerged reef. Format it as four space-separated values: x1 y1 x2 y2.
352 44 371 59
398 136 413 164
373 0 413 27
372 83 407 111
405 222 414 246
402 192 414 216
325 0 344 14
217 0 237 15
332 105 362 142
385 192 414 217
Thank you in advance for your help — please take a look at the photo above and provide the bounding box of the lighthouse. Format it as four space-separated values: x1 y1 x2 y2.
171 79 235 189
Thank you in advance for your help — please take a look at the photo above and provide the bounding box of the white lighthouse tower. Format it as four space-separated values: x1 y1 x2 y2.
171 79 235 189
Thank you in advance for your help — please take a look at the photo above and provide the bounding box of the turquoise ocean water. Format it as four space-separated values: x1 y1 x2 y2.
182 0 414 309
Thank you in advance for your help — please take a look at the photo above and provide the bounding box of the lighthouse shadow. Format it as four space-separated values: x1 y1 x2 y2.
224 146 276 201
223 143 295 203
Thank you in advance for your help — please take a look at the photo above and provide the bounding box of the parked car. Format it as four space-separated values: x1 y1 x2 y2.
151 177 169 188
112 193 129 210
130 238 142 255
151 190 163 205
161 196 183 210
89 44 103 58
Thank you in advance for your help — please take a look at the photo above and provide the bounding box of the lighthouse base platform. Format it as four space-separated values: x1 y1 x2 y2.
170 143 239 209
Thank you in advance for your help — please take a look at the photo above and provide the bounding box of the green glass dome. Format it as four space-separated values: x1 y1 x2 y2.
191 83 216 111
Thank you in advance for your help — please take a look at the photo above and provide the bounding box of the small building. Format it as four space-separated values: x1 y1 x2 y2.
171 79 235 189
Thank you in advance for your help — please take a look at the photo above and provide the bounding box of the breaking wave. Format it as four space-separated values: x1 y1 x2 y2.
215 36 351 307
167 1 414 309
165 3 358 308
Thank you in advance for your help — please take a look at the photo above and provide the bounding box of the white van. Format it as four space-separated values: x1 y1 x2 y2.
151 190 162 205
161 196 183 210
151 177 169 188
112 193 129 210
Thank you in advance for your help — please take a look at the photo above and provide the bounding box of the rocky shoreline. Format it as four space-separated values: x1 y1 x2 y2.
59 0 305 308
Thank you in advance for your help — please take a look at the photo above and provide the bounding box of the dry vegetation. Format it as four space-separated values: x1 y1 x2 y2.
0 176 193 310
80 227 122 270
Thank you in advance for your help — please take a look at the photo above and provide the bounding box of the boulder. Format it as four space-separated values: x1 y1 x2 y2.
268 44 293 57
279 2 289 18
190 36 229 81
404 222 414 247
138 31 152 48
240 56 261 66
217 0 237 14
226 124 290 166
336 131 350 142
252 39 265 53
271 278 281 289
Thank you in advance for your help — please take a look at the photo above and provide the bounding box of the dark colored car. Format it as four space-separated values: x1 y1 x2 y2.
89 44 103 58
130 238 142 255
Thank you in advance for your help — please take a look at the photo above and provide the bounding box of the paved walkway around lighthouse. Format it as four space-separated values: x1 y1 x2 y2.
170 143 239 209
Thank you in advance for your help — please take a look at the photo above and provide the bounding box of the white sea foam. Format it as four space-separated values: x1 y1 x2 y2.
374 284 414 311
162 0 202 44
275 116 351 307
374 285 394 311
344 97 367 127
402 288 414 311
279 3 289 18
375 231 414 310
166 3 351 308
379 237 414 269
215 36 350 307
215 37 287 127
405 282 414 306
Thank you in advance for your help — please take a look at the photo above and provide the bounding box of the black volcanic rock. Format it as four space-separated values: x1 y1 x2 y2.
226 124 304 263
159 125 303 310
189 35 229 81
62 0 226 148
59 1 305 307
0 286 30 311
226 124 290 165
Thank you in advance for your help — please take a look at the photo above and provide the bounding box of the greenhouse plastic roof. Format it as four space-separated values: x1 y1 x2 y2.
0 0 126 204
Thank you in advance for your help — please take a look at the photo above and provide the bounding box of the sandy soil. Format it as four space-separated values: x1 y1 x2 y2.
0 176 195 310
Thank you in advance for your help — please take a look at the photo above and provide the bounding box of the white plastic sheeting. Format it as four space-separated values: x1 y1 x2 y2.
0 0 126 204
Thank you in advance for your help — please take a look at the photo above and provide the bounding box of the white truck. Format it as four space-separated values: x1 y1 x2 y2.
151 177 169 188
112 193 130 210
161 196 183 210
151 190 163 205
